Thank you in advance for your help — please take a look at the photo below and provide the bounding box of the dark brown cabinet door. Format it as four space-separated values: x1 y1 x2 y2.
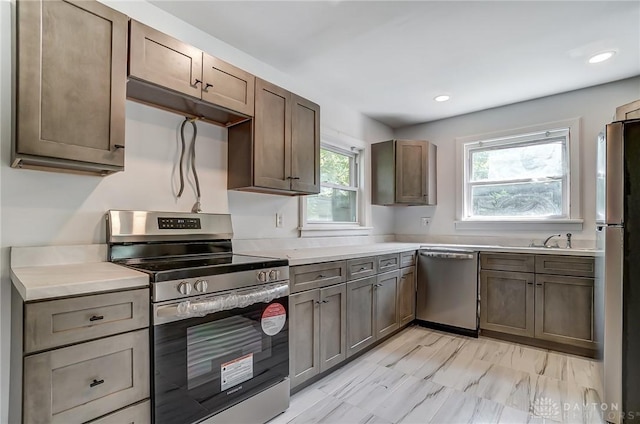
202 54 255 117
535 274 595 349
398 266 416 326
253 78 292 191
395 140 428 204
16 0 127 171
290 94 320 194
375 270 399 339
128 20 202 99
480 270 535 337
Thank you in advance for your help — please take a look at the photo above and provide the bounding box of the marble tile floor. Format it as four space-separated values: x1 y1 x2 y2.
270 326 606 424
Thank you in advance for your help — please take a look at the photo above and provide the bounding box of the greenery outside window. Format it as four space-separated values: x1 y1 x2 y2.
463 128 570 220
307 146 359 223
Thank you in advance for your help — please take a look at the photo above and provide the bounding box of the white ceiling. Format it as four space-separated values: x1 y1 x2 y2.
151 1 640 128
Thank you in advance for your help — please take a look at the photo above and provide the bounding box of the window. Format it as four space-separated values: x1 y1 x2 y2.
306 146 359 223
462 127 572 221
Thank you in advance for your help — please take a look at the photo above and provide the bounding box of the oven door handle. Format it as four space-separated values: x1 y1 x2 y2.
154 282 289 325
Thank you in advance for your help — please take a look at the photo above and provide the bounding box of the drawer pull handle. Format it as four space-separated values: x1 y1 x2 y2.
316 274 326 279
90 379 104 388
358 267 367 271
89 315 104 322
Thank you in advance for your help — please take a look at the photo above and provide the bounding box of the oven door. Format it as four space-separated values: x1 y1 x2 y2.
152 283 289 424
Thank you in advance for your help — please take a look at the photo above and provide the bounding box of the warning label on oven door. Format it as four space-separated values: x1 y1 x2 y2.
261 303 286 336
221 353 253 391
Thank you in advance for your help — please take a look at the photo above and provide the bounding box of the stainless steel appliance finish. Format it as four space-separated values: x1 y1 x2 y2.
595 118 640 424
416 248 479 335
106 210 290 424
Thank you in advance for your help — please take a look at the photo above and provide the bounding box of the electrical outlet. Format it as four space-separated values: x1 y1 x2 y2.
421 217 431 227
276 213 283 228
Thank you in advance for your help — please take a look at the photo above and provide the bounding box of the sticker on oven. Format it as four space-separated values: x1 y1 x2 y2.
221 353 253 391
261 302 286 336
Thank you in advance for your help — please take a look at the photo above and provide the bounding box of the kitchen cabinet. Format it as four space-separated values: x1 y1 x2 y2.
14 0 128 175
616 99 640 121
289 283 346 388
371 139 437 205
228 79 320 195
290 261 346 293
20 288 150 424
346 276 376 357
375 270 400 339
398 265 416 326
128 20 253 125
480 270 535 338
480 252 596 353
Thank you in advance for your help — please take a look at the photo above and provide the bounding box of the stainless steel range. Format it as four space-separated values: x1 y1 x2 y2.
106 210 290 424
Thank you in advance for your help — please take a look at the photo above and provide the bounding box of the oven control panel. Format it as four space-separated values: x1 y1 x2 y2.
158 217 201 229
158 266 290 302
257 269 281 283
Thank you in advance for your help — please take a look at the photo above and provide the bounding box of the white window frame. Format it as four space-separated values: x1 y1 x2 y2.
299 130 372 237
455 118 583 231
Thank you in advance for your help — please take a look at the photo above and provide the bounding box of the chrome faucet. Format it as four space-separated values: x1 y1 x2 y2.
543 234 561 248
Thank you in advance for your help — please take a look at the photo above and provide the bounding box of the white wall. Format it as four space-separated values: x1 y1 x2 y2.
393 77 640 245
0 1 394 421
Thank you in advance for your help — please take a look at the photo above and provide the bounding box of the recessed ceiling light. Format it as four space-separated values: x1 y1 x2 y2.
434 95 450 102
588 51 616 64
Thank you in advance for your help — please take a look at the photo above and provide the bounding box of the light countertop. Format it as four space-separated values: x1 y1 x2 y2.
11 262 149 301
240 242 596 266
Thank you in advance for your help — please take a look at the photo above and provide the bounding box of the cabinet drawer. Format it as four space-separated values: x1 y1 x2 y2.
291 261 346 293
480 253 534 273
24 329 150 424
25 289 149 353
87 400 150 424
535 255 595 278
400 251 416 268
347 257 377 281
377 253 400 273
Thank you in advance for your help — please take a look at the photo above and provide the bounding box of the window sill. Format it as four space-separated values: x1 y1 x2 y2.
299 225 373 238
454 219 583 231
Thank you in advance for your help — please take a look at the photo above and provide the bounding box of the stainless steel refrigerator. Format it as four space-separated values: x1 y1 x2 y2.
596 117 640 423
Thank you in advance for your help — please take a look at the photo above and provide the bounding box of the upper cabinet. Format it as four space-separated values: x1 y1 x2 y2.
228 78 320 195
127 20 254 126
616 99 640 121
371 139 437 205
14 0 128 175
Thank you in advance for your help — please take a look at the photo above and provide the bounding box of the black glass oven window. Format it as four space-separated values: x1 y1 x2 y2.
186 316 266 390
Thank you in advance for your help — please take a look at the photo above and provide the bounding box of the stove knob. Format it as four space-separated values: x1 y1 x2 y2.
258 271 267 282
194 280 208 293
177 282 192 296
269 270 278 281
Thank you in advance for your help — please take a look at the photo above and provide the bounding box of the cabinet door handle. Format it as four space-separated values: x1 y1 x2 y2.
374 283 383 287
113 144 124 150
90 379 105 388
89 315 104 322
192 79 202 87
204 82 213 91
287 176 301 180
315 300 321 305
322 300 329 304
527 282 533 285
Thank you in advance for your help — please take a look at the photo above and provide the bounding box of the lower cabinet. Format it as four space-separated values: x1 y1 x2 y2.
480 253 596 352
534 274 596 349
290 251 417 389
398 266 416 326
23 329 150 424
87 400 150 424
346 276 376 357
290 283 346 388
479 270 535 338
375 270 400 339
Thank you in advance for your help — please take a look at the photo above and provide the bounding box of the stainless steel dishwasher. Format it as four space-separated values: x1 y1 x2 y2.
417 247 479 336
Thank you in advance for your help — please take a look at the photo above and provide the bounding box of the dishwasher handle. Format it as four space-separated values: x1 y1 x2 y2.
419 250 475 260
